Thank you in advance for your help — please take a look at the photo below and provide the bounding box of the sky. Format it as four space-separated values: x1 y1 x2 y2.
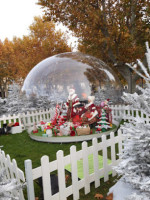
0 0 78 49
0 0 43 41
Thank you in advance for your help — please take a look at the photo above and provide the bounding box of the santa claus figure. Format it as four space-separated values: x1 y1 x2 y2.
65 88 80 120
82 96 98 125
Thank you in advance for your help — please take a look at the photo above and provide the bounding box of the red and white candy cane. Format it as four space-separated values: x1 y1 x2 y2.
51 104 61 123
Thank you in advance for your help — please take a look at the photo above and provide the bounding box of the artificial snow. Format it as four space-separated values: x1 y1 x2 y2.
108 179 142 200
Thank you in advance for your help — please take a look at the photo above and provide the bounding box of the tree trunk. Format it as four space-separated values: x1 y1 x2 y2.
115 64 139 94
128 68 133 93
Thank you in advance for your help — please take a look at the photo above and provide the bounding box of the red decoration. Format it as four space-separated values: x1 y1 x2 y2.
96 127 101 131
70 130 76 136
72 115 82 124
13 122 19 127
40 121 45 125
33 130 38 134
53 130 57 136
45 93 112 137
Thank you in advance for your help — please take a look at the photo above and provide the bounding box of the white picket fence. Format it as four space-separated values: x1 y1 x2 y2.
25 130 124 200
0 149 25 200
0 108 55 129
0 105 149 130
110 105 150 124
0 113 23 128
1 104 150 200
20 108 56 128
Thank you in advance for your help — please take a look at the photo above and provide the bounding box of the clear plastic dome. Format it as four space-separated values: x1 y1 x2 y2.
22 52 123 103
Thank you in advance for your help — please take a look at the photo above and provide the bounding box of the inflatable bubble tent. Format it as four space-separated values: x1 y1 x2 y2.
22 52 123 103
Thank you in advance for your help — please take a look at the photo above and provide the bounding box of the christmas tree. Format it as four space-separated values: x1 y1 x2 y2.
97 109 110 132
0 98 7 116
115 42 150 199
0 82 52 116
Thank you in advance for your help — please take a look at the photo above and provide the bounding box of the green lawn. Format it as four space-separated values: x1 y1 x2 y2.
0 131 119 199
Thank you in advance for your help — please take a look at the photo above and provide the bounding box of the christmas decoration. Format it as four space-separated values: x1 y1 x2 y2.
33 123 38 134
95 124 101 133
65 88 80 120
76 125 90 136
31 89 112 137
46 128 52 136
112 42 150 199
81 96 98 126
97 109 111 132
0 169 24 200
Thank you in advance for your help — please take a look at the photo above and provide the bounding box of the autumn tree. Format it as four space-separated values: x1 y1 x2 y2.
0 39 18 98
38 0 150 92
12 16 71 79
0 17 71 97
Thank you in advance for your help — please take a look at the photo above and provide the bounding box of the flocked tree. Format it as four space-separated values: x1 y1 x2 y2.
0 169 24 200
0 82 53 116
115 42 150 199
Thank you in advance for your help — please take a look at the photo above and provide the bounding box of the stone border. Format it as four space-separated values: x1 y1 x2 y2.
28 119 120 143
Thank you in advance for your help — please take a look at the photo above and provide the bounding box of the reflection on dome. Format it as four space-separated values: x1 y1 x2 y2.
22 52 123 103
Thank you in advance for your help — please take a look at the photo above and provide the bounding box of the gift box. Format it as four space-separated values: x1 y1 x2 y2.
40 125 45 131
11 126 22 134
76 125 90 136
42 134 48 137
60 125 70 136
33 130 38 134
46 129 52 136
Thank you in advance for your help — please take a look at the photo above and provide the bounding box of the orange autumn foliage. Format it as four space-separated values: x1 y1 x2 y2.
95 193 104 199
0 17 71 97
38 0 150 81
94 192 113 200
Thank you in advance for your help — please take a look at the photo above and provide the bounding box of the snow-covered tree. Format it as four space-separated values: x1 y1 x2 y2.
0 169 24 200
115 42 150 200
0 98 7 116
0 82 53 116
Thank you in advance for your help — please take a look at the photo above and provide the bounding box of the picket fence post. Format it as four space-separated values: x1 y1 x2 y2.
102 135 109 182
70 145 80 200
118 129 123 160
110 132 117 177
25 159 35 200
41 155 52 199
82 141 90 195
6 154 14 179
92 137 100 188
57 150 66 200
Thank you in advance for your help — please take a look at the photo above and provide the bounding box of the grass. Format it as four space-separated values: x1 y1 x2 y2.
0 130 120 199
67 176 119 200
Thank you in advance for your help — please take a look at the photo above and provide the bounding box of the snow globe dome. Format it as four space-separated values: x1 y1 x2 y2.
22 52 123 104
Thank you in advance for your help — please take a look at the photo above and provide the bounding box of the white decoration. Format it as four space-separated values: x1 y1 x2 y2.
11 126 22 134
114 42 150 199
0 169 24 200
60 125 70 136
46 129 52 136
